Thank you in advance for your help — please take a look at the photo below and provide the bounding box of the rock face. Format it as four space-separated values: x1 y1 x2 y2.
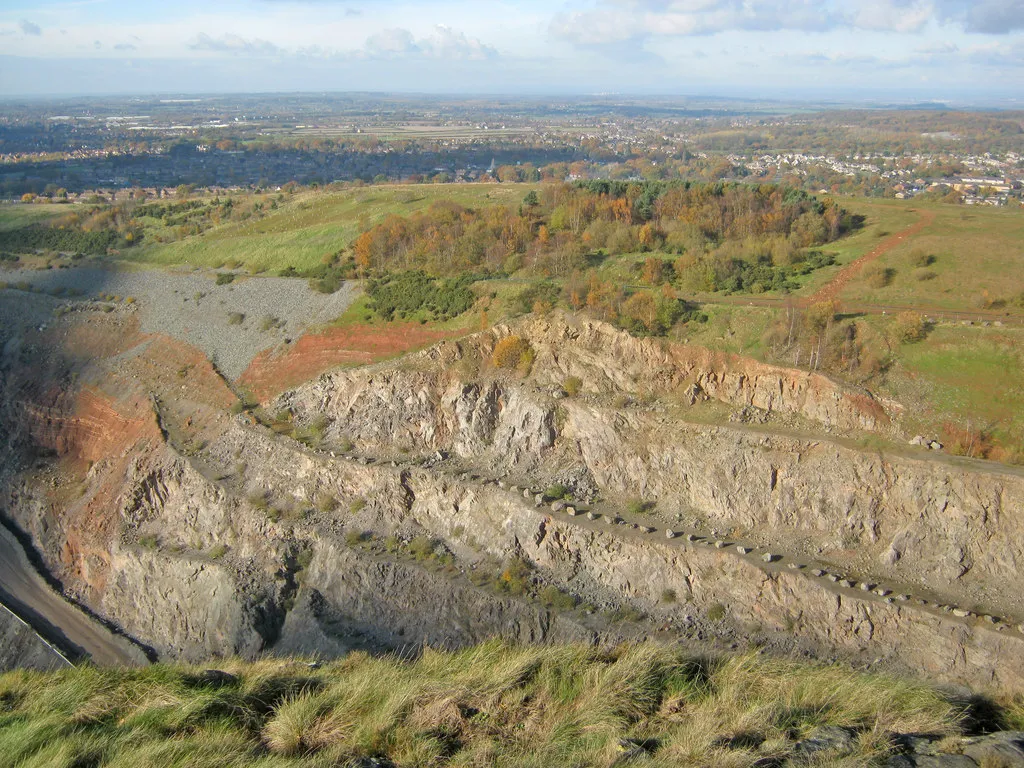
2 310 1024 694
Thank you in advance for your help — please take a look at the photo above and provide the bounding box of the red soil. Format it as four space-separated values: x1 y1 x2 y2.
237 323 461 402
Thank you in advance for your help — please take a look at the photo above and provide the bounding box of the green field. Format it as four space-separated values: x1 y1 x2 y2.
0 202 71 231
835 200 1024 312
130 184 530 274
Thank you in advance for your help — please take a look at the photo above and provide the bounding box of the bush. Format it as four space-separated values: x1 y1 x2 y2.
366 271 477 321
209 544 228 560
661 588 677 604
914 269 938 281
227 312 245 325
864 263 896 288
499 557 533 595
893 311 927 343
492 335 534 371
215 272 235 286
910 249 936 267
349 497 367 514
707 603 726 621
627 499 655 515
408 536 437 561
314 493 338 513
540 585 577 611
562 376 583 397
545 483 569 501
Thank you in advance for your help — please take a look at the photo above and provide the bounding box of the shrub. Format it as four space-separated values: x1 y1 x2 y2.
492 335 534 371
864 263 895 288
545 483 569 501
227 312 245 325
215 272 235 286
540 585 577 611
707 603 727 621
209 544 228 560
499 557 533 595
349 497 366 514
661 588 678 604
562 376 583 397
910 249 936 267
914 269 938 281
408 536 437 561
139 535 158 550
314 493 338 513
893 311 927 343
627 498 655 515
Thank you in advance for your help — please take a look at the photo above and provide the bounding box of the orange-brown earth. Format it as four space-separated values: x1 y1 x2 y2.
237 323 461 402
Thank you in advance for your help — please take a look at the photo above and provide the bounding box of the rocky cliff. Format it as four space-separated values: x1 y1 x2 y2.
3 309 1023 694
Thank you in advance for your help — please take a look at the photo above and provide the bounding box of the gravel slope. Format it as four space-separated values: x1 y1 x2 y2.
1 265 359 379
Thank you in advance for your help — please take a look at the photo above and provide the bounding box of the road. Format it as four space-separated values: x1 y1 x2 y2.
0 524 149 666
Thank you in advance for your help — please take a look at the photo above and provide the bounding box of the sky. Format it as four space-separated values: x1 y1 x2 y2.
0 0 1021 102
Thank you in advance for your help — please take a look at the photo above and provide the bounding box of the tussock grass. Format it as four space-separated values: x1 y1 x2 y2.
0 642 972 767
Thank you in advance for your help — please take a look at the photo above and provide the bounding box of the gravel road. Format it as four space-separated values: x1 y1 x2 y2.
1 265 359 379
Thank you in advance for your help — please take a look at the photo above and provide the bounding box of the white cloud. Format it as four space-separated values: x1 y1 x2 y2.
189 32 282 55
360 25 497 59
551 0 1024 45
19 19 42 36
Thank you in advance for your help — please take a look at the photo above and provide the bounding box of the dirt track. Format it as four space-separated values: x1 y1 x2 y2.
0 525 148 666
808 209 937 305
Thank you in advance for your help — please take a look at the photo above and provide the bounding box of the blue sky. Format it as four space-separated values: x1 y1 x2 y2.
0 0 1021 102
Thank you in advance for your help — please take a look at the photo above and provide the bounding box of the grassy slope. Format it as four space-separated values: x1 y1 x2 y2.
128 185 529 274
0 203 70 231
0 641 974 768
834 200 1024 311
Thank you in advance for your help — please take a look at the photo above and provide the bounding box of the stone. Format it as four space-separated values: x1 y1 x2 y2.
910 435 926 446
605 516 617 525
686 534 699 542
875 588 891 597
840 580 856 589
534 494 544 507
929 441 944 451
762 553 778 563
523 489 532 499
794 726 857 757
788 562 803 570
811 569 825 577
736 546 752 554
586 511 597 521
952 608 970 618
565 506 577 516
963 732 1024 767
715 540 729 549
860 582 874 591
551 500 566 512
828 574 840 582
641 526 655 534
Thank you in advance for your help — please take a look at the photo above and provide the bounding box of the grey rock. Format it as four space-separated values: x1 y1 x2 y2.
586 511 598 521
794 725 857 756
565 507 578 517
811 569 825 577
665 530 678 539
762 553 779 563
551 500 566 512
963 731 1024 766
736 546 752 555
